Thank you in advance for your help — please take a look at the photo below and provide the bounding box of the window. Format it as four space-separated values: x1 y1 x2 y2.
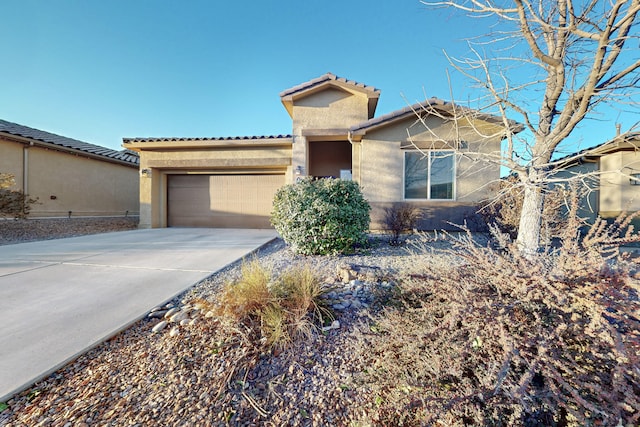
404 150 455 200
631 173 640 185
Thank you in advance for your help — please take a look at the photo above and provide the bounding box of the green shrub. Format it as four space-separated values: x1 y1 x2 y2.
271 177 371 255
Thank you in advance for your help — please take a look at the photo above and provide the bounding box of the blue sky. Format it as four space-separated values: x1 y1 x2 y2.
1 0 636 154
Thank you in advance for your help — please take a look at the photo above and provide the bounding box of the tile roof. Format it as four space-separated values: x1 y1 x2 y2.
554 131 640 166
279 72 380 98
123 135 292 143
0 119 139 166
349 99 446 133
349 98 524 135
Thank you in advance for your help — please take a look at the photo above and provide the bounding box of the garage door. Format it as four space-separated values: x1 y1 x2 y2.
167 174 285 228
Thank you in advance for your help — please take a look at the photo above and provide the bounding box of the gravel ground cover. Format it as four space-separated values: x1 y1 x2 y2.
0 220 441 426
0 217 139 245
3 221 636 425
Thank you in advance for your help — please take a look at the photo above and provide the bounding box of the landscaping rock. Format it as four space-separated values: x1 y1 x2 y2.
151 321 167 333
336 264 357 283
147 310 167 319
164 307 180 319
169 311 187 323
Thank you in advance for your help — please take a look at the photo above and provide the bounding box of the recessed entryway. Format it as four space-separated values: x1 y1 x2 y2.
308 140 352 179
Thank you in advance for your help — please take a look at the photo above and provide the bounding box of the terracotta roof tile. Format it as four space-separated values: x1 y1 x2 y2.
350 99 446 133
123 135 292 143
279 72 380 98
350 99 523 135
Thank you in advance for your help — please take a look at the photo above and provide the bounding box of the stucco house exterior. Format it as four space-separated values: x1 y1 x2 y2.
557 132 640 222
0 119 139 218
124 73 518 230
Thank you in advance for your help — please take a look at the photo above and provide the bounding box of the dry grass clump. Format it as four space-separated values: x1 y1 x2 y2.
212 259 333 350
353 212 640 426
179 260 334 408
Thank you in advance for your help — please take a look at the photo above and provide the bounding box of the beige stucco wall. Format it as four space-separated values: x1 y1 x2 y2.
357 115 502 230
140 146 292 169
130 141 292 228
0 137 139 217
599 151 640 216
0 138 24 189
292 88 371 131
358 115 501 204
290 87 370 182
27 147 139 217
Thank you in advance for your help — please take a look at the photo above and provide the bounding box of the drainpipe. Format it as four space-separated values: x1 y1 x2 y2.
22 142 32 194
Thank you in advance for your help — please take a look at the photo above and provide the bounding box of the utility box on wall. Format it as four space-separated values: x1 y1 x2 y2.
340 169 352 180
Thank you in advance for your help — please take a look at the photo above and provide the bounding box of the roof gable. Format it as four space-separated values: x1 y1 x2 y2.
0 119 139 166
349 99 523 140
280 72 380 119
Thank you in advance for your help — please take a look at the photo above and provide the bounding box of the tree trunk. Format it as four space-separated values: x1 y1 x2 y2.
516 183 544 257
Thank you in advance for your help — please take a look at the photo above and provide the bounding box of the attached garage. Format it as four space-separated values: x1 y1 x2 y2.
167 174 285 228
122 135 292 229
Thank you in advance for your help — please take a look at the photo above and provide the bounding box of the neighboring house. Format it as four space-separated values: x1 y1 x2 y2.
124 73 518 230
0 119 140 217
557 132 640 222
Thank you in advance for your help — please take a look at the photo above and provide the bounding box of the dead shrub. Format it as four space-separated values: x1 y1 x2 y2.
0 173 38 219
213 259 332 350
383 202 423 246
354 207 640 426
479 175 587 244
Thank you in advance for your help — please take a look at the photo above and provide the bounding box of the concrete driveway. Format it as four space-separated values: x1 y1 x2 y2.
0 227 277 401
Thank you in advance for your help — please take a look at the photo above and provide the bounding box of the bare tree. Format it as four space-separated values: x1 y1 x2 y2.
420 0 640 255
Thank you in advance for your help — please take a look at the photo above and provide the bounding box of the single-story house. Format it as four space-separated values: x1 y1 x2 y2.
123 73 519 230
0 119 140 217
556 132 640 222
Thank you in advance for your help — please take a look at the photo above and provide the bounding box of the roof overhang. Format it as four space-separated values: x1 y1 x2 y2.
122 135 293 151
348 99 523 142
554 132 640 168
0 131 139 168
279 73 380 119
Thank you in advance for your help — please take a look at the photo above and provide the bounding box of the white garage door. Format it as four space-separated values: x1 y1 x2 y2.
167 174 285 228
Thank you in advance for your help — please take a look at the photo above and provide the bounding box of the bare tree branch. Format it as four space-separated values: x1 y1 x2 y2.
418 0 640 254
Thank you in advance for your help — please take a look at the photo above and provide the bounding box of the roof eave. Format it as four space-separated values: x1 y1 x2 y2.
350 99 524 140
280 73 381 118
122 136 293 150
1 132 139 167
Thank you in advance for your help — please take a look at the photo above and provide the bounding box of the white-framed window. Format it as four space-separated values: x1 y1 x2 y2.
404 150 455 200
631 173 640 185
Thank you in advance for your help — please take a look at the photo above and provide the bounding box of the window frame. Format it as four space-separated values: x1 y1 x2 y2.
403 149 456 201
